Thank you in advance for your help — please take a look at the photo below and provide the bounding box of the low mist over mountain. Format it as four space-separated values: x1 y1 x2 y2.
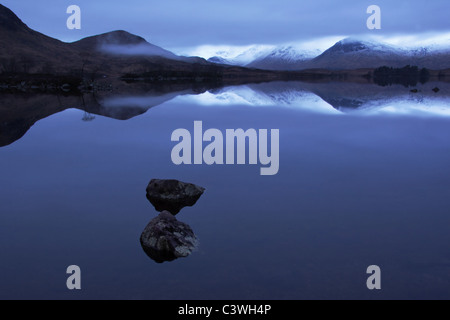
0 4 290 86
0 4 211 77
1 2 449 86
72 30 176 57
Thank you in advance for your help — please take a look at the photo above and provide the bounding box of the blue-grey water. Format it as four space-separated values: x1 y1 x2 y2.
1 82 450 299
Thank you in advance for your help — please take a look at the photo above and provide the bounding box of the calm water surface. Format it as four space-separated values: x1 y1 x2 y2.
1 82 450 299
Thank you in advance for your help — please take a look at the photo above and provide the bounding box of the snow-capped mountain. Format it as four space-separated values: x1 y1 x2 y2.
207 44 320 69
304 38 409 70
305 37 450 70
207 45 273 66
247 46 321 70
207 37 450 70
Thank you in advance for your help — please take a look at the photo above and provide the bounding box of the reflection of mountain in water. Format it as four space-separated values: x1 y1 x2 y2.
0 82 207 147
2 80 450 147
185 81 450 113
297 81 450 112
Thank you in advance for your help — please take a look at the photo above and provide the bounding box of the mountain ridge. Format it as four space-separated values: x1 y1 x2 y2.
1 3 449 85
207 38 450 71
0 4 215 77
247 45 321 70
0 3 29 32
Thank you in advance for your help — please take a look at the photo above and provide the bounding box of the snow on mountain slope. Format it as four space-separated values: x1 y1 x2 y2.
263 46 320 62
207 45 274 65
206 44 321 68
201 35 450 70
307 37 450 70
232 45 274 65
247 45 321 70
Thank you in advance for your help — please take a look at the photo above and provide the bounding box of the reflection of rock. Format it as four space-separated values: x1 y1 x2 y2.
140 211 198 263
146 179 205 215
141 179 204 263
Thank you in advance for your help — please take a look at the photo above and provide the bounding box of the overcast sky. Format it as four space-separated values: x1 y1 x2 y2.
2 0 449 54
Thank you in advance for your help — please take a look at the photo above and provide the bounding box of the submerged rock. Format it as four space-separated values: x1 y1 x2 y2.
146 179 205 215
140 211 198 263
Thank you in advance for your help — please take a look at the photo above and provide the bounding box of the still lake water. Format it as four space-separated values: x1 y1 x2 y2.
1 81 450 299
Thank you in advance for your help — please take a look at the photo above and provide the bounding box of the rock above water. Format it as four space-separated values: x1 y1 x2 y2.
140 211 198 263
146 179 205 215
